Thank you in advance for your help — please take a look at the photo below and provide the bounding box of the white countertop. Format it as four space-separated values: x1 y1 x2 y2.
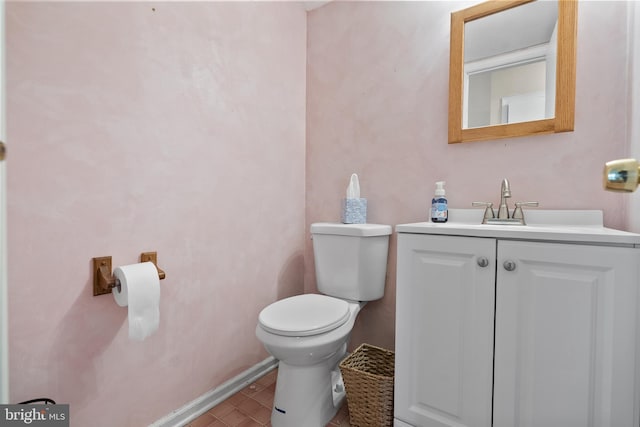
396 209 640 246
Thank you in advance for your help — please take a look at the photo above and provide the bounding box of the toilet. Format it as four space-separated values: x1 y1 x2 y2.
255 222 392 427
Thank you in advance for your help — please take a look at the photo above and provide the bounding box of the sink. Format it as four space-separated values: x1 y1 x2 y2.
395 209 640 246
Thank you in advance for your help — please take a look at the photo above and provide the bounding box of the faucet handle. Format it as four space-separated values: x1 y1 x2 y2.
472 202 495 223
512 201 539 220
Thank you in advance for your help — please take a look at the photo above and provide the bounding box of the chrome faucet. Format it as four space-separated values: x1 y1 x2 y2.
497 179 511 219
472 179 538 225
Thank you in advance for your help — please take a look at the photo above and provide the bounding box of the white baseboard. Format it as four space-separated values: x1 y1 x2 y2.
149 356 278 427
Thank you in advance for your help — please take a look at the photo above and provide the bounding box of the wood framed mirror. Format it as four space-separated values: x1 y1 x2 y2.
448 0 577 144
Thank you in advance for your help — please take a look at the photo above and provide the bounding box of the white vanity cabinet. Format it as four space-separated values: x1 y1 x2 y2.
395 233 495 427
394 211 640 427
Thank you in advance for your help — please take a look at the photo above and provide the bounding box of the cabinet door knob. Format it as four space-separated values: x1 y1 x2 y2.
477 256 489 267
503 260 517 271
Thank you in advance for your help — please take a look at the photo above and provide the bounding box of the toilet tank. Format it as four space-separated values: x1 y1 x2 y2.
311 223 392 301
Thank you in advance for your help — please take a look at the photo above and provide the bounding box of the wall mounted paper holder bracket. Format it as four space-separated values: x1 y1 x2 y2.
92 252 166 296
140 251 166 280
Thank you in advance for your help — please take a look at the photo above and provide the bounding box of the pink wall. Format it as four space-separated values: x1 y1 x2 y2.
306 1 634 352
7 2 306 426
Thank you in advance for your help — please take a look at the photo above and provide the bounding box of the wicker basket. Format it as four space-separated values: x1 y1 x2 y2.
339 343 395 427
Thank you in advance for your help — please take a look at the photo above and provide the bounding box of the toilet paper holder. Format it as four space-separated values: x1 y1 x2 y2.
92 252 166 296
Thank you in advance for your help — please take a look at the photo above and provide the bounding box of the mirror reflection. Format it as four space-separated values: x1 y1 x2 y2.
464 0 558 128
448 0 576 144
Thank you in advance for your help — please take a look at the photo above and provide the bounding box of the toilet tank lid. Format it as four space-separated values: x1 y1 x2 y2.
311 222 392 237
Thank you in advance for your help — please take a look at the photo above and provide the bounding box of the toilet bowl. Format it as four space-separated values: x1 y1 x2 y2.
255 223 391 427
256 294 363 426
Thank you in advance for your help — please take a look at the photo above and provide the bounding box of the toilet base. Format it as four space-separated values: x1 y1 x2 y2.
271 344 347 427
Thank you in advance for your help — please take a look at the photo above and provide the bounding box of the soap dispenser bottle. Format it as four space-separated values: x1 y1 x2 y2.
431 181 448 223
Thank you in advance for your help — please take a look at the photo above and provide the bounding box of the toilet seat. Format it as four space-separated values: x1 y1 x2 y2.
258 294 350 337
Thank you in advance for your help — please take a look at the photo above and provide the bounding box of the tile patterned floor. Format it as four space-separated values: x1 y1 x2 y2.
184 368 351 427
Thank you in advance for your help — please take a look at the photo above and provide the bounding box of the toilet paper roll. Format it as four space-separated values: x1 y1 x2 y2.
113 262 161 341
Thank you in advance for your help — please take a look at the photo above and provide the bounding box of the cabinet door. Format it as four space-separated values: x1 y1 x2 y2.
494 241 640 427
395 234 495 427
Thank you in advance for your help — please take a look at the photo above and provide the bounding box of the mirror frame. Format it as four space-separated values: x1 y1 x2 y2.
448 0 577 144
